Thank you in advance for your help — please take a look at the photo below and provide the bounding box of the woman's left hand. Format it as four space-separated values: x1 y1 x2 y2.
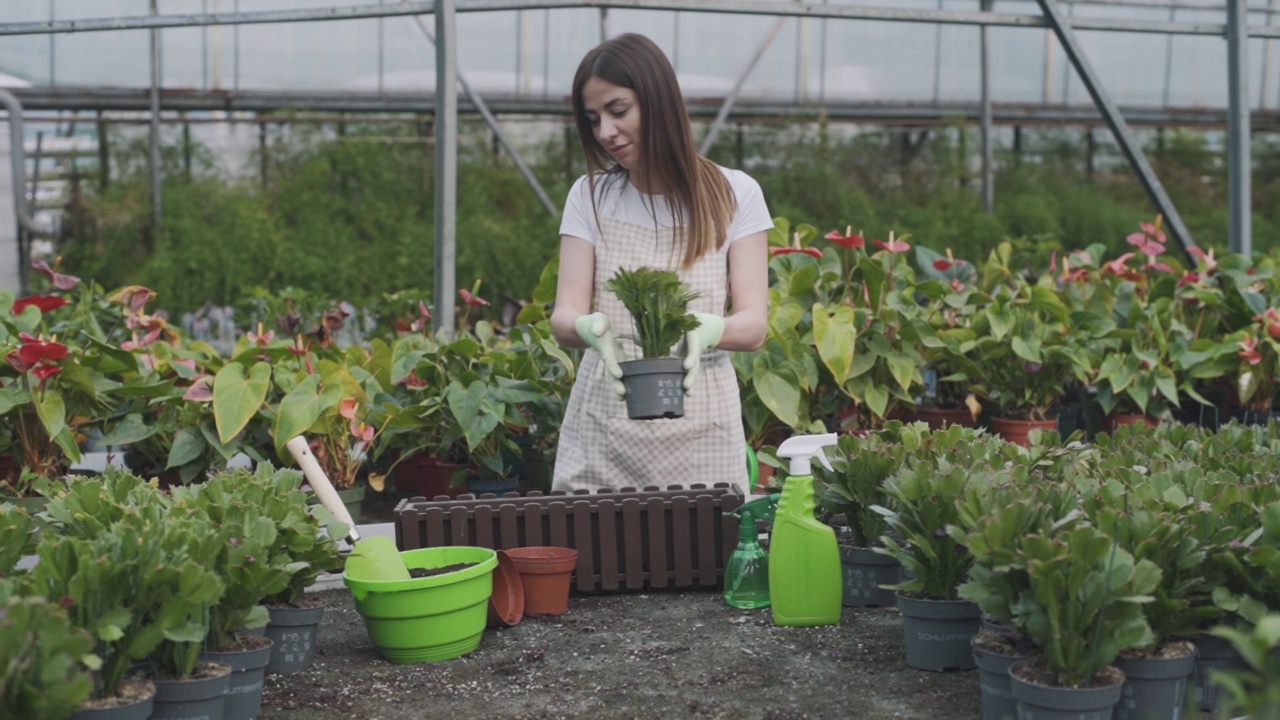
683 312 725 394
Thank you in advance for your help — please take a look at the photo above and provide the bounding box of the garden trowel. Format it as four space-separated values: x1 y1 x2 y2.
284 436 411 581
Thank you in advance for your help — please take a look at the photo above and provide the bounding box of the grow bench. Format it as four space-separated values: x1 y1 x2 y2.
394 484 745 593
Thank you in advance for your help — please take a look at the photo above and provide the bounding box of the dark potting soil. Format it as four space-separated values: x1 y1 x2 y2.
408 563 476 578
212 633 274 653
1009 655 1124 690
1118 640 1196 661
260 588 982 719
76 678 155 710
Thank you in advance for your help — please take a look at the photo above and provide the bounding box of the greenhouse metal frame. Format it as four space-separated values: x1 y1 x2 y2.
0 0 1271 331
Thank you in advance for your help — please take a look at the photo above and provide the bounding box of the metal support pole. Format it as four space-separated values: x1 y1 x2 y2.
980 0 994 214
433 0 458 336
0 89 57 239
1034 0 1196 256
149 0 163 250
699 16 788 156
1228 0 1252 257
413 16 557 216
599 7 608 41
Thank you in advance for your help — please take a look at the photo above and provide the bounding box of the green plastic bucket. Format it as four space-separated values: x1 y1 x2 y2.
344 546 497 663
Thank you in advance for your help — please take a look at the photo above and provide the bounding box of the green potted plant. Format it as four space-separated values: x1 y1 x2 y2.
873 454 996 671
971 276 1092 445
0 502 36 576
0 578 98 720
1083 468 1210 720
605 267 702 420
170 467 300 719
1208 614 1280 720
1006 523 1160 720
815 431 906 608
254 465 347 674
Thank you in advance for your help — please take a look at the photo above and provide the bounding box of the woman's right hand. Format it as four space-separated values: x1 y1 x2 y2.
575 312 627 398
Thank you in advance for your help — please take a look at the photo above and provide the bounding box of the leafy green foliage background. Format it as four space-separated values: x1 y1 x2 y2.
58 119 1279 317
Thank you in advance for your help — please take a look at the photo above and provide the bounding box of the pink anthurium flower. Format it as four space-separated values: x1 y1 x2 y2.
824 226 865 250
31 257 80 291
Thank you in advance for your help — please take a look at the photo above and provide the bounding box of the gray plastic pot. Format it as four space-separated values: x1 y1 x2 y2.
1188 633 1247 713
972 640 1022 720
1009 659 1124 720
265 603 326 674
839 546 900 607
896 593 980 671
1113 646 1196 720
619 358 685 419
149 662 232 720
202 637 274 720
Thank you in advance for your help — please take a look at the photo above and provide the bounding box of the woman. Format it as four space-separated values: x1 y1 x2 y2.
550 33 772 494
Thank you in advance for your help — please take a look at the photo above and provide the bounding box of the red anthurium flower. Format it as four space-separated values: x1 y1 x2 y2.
5 350 28 372
12 295 69 315
32 364 62 383
349 420 374 444
1139 220 1167 244
183 376 215 402
934 259 954 272
1188 246 1218 273
873 238 911 253
1177 271 1201 289
771 231 824 259
459 289 490 307
770 246 824 258
1239 335 1263 365
825 226 865 250
398 369 427 388
247 322 275 347
17 334 68 366
339 398 360 421
108 285 157 315
31 258 80 291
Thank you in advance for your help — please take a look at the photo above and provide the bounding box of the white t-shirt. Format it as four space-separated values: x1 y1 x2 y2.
559 167 774 247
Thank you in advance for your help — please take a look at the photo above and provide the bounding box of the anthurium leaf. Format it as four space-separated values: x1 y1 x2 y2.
213 361 271 445
865 384 889 419
35 389 67 442
886 354 919 393
0 385 27 414
753 364 802 430
272 374 339 453
166 427 206 470
99 413 157 445
813 303 856 386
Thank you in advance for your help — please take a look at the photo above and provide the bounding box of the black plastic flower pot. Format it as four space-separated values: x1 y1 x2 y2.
619 358 685 420
972 640 1022 720
1187 633 1247 713
896 593 980 672
148 662 232 720
202 636 274 720
839 546 900 607
1113 645 1196 720
264 603 326 674
1009 658 1124 720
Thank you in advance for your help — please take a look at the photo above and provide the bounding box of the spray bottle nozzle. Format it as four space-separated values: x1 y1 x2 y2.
776 433 839 476
730 494 779 543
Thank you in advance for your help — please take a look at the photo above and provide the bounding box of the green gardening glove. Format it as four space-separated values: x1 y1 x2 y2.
575 312 626 398
683 312 725 395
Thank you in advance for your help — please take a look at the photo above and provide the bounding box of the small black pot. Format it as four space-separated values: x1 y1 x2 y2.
620 358 685 420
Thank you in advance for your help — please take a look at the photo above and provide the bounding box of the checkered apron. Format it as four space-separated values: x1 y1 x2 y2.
552 196 747 494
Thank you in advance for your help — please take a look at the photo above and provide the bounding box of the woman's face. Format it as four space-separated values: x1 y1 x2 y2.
581 76 642 170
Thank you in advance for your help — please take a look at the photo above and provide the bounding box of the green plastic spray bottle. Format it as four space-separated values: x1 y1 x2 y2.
723 494 779 608
769 433 842 627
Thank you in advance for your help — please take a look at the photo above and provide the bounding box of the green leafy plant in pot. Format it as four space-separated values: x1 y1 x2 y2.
815 432 905 608
0 577 98 720
605 267 701 420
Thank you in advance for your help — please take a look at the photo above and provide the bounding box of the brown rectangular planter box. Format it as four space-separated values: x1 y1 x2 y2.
394 484 745 593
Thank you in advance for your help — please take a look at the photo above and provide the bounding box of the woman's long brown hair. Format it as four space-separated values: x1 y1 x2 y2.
571 33 737 270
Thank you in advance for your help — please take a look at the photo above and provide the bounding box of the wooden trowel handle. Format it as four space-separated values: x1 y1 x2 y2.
284 436 361 543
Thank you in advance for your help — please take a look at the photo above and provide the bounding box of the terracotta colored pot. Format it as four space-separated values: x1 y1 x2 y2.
1104 413 1160 434
504 546 578 616
487 550 525 628
915 406 978 430
990 416 1057 447
391 454 469 499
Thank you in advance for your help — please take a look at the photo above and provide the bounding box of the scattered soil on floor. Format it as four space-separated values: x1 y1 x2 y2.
261 588 982 719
